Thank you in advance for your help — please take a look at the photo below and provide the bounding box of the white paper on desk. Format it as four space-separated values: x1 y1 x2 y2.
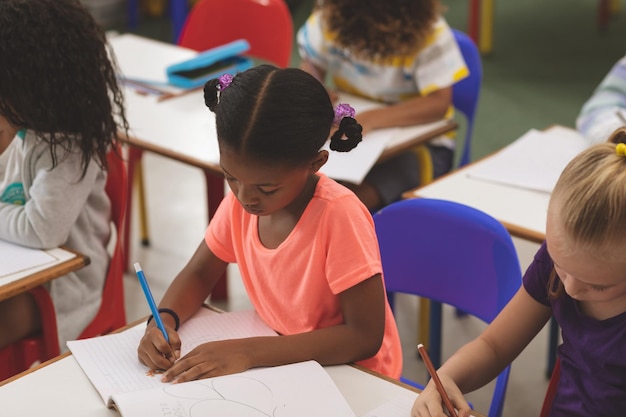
321 128 399 184
111 361 356 417
108 33 195 86
361 394 415 417
67 308 278 404
467 127 588 193
0 239 57 278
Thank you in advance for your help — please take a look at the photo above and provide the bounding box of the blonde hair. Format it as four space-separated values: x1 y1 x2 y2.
547 127 626 296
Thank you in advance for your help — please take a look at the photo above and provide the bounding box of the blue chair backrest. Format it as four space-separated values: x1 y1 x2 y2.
452 29 482 167
374 198 521 417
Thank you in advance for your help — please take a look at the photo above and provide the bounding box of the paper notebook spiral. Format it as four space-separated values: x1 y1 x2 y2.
166 39 252 89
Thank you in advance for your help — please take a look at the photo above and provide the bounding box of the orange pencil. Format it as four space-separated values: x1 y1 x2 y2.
417 343 458 417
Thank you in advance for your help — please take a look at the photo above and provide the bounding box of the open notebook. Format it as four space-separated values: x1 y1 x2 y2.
68 308 356 417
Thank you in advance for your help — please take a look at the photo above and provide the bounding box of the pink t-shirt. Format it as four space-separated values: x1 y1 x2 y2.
206 173 402 378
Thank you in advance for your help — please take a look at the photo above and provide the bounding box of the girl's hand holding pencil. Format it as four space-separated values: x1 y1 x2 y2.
411 344 472 417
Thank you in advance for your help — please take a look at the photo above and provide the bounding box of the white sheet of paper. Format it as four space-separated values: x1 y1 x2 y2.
0 239 58 278
108 33 196 86
111 361 356 417
361 394 415 417
68 308 278 404
466 127 588 193
321 128 399 184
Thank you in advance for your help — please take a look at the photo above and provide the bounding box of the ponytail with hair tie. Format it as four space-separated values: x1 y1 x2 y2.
330 103 363 152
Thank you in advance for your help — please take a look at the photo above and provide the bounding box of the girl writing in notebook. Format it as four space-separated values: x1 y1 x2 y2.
137 65 403 381
412 129 626 417
297 0 468 211
0 0 128 349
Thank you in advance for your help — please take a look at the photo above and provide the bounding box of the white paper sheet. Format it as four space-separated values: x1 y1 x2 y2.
68 308 355 417
68 309 278 403
466 127 588 193
361 395 415 417
112 361 356 417
0 239 58 278
321 128 400 184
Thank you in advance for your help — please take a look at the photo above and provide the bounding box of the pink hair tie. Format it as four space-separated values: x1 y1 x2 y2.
333 103 356 125
217 73 234 91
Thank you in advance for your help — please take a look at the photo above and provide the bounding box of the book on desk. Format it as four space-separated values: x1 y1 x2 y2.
67 308 357 417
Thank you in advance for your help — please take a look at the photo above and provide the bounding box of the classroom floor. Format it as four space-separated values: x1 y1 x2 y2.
112 0 626 415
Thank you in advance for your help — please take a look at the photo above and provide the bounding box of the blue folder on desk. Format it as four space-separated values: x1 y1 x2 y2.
166 39 252 89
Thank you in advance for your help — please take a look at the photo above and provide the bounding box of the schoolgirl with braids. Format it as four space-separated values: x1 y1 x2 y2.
0 0 128 349
412 129 626 417
298 0 469 211
138 65 403 381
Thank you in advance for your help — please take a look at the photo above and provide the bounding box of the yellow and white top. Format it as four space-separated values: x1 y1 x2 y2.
297 11 468 104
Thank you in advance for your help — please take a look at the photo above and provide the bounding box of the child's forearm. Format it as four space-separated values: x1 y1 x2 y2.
436 338 510 394
245 324 383 369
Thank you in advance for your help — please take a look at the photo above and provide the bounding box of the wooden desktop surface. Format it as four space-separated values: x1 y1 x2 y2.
0 248 89 302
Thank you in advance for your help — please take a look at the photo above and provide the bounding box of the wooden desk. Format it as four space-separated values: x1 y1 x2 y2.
0 246 89 302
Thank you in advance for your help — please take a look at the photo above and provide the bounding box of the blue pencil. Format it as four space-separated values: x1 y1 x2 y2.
134 262 169 343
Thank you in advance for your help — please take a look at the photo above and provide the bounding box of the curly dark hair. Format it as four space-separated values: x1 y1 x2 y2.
318 0 441 60
0 0 128 176
203 65 362 165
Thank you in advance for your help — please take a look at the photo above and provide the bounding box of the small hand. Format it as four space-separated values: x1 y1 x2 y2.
137 324 181 372
411 377 472 417
161 339 253 383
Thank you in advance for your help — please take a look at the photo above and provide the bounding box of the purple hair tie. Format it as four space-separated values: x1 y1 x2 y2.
217 73 234 91
333 103 356 125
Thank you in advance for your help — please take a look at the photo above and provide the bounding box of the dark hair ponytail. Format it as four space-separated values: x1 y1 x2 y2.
203 65 363 164
330 117 362 152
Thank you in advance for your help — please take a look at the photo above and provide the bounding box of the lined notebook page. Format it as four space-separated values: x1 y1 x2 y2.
67 308 277 404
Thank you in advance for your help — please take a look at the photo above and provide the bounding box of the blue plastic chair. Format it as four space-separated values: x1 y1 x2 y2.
374 198 522 417
451 29 483 167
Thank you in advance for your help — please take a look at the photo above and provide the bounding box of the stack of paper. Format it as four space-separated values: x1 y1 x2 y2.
466 126 588 193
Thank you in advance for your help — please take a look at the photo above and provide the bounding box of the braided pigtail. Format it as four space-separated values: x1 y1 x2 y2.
330 117 363 152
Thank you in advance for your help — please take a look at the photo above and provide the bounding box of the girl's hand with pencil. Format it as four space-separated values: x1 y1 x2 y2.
138 318 182 372
411 375 472 417
160 338 255 384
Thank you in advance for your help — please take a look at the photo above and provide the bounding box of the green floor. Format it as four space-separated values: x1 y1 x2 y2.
119 0 626 162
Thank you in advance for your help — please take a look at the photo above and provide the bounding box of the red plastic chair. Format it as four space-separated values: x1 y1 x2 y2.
540 357 561 417
124 0 294 300
79 149 128 338
0 148 128 381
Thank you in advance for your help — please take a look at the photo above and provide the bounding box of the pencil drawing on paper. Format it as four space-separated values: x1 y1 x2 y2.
162 375 288 416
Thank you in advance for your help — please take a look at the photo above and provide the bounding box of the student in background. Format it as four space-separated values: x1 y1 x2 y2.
411 129 626 417
576 54 626 143
0 0 128 350
137 65 402 381
297 0 468 211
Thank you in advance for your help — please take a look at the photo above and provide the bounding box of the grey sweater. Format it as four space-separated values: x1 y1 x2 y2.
0 130 110 349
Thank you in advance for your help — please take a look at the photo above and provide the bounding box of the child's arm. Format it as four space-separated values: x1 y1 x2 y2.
411 286 552 417
356 88 452 136
137 241 228 371
159 273 386 383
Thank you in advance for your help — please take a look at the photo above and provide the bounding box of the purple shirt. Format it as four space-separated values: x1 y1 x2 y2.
524 243 626 417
